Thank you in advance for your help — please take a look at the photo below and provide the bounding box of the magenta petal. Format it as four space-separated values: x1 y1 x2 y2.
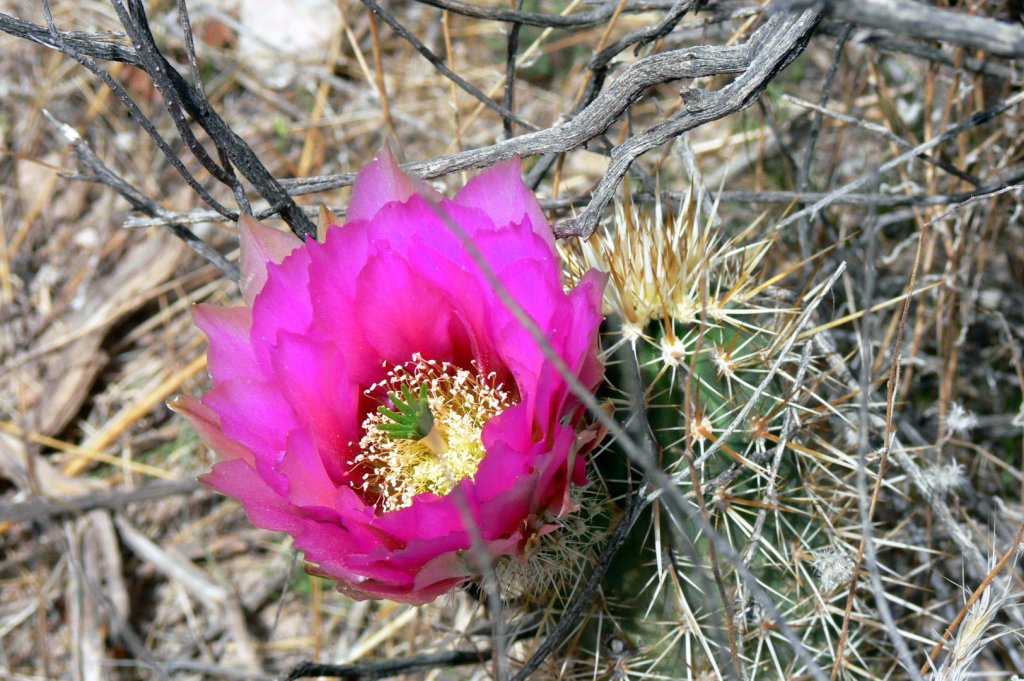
203 460 365 582
373 493 466 542
201 459 303 533
335 486 376 523
250 246 314 374
411 552 472 594
347 145 440 222
353 247 461 365
169 395 254 465
303 222 381 385
194 304 263 383
202 379 298 467
239 215 303 305
473 470 533 538
529 426 579 516
453 158 554 247
355 531 467 575
477 408 533 485
564 269 609 406
401 206 563 383
488 258 563 420
276 427 338 509
362 196 477 260
271 331 360 484
533 268 608 423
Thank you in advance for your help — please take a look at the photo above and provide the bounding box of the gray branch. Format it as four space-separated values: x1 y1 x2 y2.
554 8 820 238
276 7 820 245
778 0 1024 58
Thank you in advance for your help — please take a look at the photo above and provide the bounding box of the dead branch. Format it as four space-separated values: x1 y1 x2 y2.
785 0 1024 58
0 479 203 524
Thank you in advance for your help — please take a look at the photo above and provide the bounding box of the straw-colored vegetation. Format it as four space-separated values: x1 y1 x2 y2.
2 1 1024 679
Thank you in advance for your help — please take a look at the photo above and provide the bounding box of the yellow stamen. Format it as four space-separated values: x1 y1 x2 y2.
354 353 514 512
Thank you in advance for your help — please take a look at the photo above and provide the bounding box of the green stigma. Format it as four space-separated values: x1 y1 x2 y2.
377 383 435 441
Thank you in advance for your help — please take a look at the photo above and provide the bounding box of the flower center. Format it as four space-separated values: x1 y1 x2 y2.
355 353 513 512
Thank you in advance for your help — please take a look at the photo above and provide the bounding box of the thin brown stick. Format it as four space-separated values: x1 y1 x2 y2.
442 11 465 156
368 10 397 138
831 223 929 680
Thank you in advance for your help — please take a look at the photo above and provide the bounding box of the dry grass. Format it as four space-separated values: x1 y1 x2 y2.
2 0 1024 679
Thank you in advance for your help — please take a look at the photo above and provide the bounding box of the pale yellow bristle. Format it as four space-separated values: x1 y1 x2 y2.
560 187 770 332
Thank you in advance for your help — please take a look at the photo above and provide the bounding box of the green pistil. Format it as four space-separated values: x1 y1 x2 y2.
377 383 435 441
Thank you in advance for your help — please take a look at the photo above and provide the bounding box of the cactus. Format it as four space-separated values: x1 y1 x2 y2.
525 181 877 679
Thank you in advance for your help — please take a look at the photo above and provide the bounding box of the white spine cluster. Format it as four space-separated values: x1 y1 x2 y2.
812 545 855 592
922 461 967 495
945 402 978 437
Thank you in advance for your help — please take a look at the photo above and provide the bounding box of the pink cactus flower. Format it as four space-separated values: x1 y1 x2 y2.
172 149 606 604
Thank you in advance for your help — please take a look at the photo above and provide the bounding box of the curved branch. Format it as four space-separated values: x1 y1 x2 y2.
553 8 820 238
785 0 1024 58
43 111 240 281
413 0 626 28
282 36 753 195
37 0 240 221
5 4 319 239
113 0 318 239
109 1 235 191
0 12 141 65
